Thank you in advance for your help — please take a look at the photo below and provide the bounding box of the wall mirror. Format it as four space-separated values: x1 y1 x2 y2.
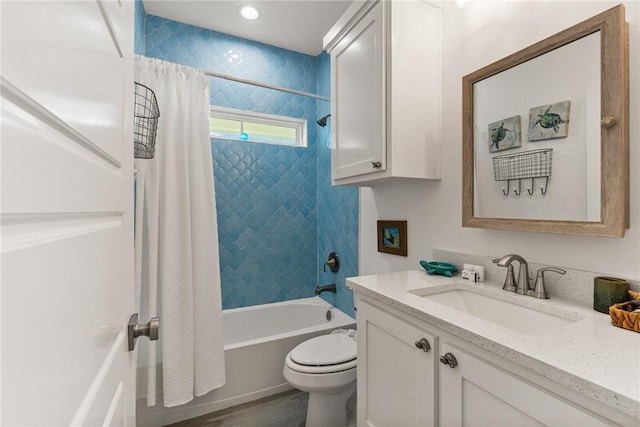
462 5 629 237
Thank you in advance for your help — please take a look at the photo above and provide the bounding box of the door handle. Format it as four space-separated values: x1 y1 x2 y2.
128 313 159 351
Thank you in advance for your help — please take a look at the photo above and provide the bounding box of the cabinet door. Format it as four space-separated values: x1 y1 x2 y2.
439 343 617 427
331 1 385 180
357 300 437 427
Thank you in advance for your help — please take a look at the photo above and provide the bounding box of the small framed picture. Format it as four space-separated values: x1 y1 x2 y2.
377 220 407 257
528 100 571 141
488 115 521 152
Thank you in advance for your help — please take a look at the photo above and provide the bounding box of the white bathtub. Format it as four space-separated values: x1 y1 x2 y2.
137 297 356 427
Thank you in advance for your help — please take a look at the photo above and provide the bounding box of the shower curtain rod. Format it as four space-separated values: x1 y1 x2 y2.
205 70 331 102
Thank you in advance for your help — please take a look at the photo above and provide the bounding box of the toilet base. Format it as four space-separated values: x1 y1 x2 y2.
305 382 356 427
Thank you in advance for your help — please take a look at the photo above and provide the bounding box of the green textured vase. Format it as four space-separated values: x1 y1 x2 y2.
593 277 629 313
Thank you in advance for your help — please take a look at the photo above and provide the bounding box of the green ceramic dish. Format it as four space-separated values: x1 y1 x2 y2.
419 260 458 277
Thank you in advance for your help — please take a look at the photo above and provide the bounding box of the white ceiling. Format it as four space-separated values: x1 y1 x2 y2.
142 0 355 56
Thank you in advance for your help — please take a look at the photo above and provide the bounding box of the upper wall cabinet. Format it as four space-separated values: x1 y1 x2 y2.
324 0 442 187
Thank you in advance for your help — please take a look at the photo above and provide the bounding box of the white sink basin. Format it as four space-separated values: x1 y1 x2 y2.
418 289 578 334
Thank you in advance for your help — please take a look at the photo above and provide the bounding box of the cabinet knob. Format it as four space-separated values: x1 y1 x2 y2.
414 338 431 352
371 161 382 168
440 352 458 368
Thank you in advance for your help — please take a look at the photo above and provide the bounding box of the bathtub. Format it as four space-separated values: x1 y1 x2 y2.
136 297 356 427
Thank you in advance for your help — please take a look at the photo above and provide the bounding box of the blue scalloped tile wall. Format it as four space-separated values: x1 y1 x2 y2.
142 14 358 316
134 0 145 55
316 52 359 319
145 16 316 94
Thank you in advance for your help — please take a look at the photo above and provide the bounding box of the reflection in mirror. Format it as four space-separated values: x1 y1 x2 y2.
462 5 629 237
473 32 601 221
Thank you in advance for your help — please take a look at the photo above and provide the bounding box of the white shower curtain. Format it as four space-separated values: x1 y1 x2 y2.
134 56 225 407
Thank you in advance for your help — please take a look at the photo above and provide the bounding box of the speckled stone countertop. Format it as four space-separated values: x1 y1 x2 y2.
346 270 640 420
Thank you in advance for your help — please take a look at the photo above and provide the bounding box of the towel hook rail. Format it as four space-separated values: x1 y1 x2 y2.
492 148 553 198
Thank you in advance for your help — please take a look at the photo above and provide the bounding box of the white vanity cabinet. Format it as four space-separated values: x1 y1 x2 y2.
356 295 635 427
438 342 617 427
357 299 437 427
323 0 441 186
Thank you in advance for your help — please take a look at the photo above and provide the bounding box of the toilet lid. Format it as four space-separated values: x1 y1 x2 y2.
290 334 356 366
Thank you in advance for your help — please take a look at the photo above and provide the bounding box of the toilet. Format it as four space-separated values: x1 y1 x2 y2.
283 332 357 427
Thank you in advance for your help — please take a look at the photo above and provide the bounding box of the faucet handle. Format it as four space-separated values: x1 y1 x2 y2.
529 267 566 299
537 267 566 276
323 252 340 273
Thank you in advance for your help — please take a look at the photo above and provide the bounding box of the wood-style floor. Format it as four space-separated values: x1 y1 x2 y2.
164 390 357 427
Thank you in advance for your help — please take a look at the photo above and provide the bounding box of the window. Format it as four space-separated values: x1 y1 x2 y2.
210 106 307 148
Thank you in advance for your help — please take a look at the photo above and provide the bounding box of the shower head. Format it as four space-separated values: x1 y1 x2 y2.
316 114 331 127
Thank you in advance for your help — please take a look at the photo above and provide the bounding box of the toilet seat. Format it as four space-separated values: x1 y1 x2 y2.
291 334 357 366
285 334 357 374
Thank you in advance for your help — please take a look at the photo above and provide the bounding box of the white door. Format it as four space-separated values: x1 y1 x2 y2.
1 1 136 425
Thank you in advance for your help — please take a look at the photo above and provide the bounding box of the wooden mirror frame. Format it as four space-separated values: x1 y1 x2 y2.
462 5 629 237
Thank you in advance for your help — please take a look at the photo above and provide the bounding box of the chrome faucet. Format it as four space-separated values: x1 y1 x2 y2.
315 284 337 296
495 254 531 295
494 255 567 299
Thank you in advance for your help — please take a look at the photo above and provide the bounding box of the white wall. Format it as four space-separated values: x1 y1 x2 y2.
360 1 640 279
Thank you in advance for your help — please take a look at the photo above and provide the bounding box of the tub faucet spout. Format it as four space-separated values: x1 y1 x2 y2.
315 284 337 296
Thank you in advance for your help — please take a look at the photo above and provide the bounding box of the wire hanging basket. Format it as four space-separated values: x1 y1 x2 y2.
492 148 553 182
134 82 160 159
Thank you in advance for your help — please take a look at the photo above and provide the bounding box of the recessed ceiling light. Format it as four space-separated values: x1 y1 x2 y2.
238 4 261 20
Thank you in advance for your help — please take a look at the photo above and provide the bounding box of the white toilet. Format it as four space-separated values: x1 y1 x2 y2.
283 332 357 427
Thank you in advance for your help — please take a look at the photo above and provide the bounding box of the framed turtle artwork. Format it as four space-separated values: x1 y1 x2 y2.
377 220 407 256
488 115 521 152
528 100 571 141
